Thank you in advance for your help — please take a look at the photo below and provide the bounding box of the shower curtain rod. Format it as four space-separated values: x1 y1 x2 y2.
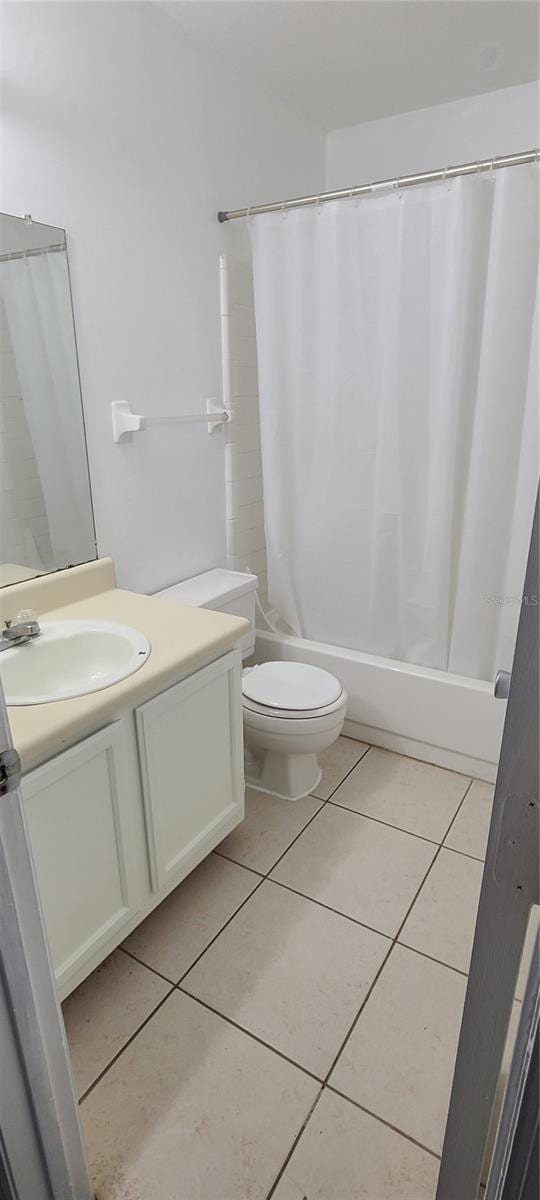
217 147 539 222
0 242 66 263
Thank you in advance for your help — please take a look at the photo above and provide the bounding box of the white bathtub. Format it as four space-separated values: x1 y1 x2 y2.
255 628 505 783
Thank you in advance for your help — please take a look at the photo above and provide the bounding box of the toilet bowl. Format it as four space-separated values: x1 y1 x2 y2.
242 661 347 801
154 569 347 802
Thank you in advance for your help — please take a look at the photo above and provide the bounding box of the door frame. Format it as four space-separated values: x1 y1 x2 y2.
0 685 92 1200
437 492 539 1199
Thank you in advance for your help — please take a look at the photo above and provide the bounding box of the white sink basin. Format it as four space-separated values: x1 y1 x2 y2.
0 620 151 705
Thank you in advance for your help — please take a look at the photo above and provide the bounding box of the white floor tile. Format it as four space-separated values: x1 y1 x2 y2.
311 735 369 800
330 944 467 1153
272 1090 439 1200
122 854 258 981
444 780 494 860
183 880 389 1077
62 949 169 1098
270 803 437 936
81 990 319 1200
399 848 483 973
218 787 323 874
331 748 469 842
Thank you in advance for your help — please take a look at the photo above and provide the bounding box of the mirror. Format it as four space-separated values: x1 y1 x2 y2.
0 212 96 587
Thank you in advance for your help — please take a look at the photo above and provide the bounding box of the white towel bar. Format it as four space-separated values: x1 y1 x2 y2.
111 399 229 442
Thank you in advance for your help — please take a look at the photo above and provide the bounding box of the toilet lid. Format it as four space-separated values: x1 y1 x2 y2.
242 662 342 711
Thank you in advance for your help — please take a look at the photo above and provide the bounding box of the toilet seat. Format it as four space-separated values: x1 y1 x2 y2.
242 662 343 717
242 692 346 721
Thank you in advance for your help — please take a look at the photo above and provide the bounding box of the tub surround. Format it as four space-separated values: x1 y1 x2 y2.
1 559 249 772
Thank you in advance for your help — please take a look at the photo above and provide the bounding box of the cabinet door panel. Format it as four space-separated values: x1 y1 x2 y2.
22 723 133 988
136 650 244 891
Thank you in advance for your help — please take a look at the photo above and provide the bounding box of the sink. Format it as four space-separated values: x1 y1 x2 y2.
0 620 151 705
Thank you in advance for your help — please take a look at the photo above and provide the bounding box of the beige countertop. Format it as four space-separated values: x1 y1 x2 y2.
6 586 248 773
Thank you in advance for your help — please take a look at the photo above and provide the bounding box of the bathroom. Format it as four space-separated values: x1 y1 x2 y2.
0 1 538 1197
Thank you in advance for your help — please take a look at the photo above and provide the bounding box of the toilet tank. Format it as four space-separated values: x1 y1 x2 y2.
155 569 258 658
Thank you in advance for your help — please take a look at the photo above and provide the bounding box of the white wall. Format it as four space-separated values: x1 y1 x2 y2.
326 82 539 188
0 1 325 593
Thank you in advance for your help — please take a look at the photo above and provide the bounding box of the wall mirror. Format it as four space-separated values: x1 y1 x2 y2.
0 212 96 588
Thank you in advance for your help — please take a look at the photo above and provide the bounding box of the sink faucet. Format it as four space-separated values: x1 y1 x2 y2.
0 611 41 652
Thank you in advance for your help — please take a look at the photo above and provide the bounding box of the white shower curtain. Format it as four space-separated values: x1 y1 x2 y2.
1 250 96 568
249 163 539 681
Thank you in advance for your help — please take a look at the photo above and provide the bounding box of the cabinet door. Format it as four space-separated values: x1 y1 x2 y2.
22 722 136 991
136 649 244 892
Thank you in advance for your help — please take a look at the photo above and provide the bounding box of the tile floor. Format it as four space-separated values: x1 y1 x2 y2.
62 736 532 1200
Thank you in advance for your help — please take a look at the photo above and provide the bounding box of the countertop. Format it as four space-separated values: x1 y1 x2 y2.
6 587 248 773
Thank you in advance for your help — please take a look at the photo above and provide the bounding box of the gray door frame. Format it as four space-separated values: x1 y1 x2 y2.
436 493 539 1199
0 687 92 1199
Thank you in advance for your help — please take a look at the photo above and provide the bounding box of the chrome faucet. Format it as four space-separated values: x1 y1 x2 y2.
0 611 41 652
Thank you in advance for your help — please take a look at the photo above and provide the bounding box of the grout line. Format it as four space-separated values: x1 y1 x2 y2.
242 796 329 880
439 777 476 845
326 798 444 847
212 848 265 877
266 875 394 942
325 1085 442 1161
174 874 266 986
265 1088 324 1200
119 944 177 986
321 939 394 1084
395 941 469 980
319 780 477 1089
177 985 323 1085
441 842 486 865
310 742 371 803
78 984 176 1105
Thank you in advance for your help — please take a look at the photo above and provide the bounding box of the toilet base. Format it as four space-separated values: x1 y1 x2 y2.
245 748 322 802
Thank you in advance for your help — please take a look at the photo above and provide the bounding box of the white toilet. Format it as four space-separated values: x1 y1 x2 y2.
156 569 347 801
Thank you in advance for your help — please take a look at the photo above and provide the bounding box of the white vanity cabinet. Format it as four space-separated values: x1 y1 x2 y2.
20 647 245 998
22 721 144 994
135 649 244 892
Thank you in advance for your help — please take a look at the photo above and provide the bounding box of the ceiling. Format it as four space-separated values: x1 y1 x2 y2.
159 1 539 131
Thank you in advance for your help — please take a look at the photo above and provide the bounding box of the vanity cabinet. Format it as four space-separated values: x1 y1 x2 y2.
21 647 245 998
136 650 244 892
22 722 141 993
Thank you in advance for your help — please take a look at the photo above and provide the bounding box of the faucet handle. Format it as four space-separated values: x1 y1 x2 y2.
15 609 37 624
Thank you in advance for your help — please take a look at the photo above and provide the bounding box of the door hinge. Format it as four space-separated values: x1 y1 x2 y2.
0 747 21 797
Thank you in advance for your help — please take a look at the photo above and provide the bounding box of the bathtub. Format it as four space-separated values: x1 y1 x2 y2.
254 627 505 783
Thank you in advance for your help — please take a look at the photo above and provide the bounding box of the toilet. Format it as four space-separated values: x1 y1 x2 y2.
155 569 347 801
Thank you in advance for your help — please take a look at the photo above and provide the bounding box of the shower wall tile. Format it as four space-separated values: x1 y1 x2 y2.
220 256 267 600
